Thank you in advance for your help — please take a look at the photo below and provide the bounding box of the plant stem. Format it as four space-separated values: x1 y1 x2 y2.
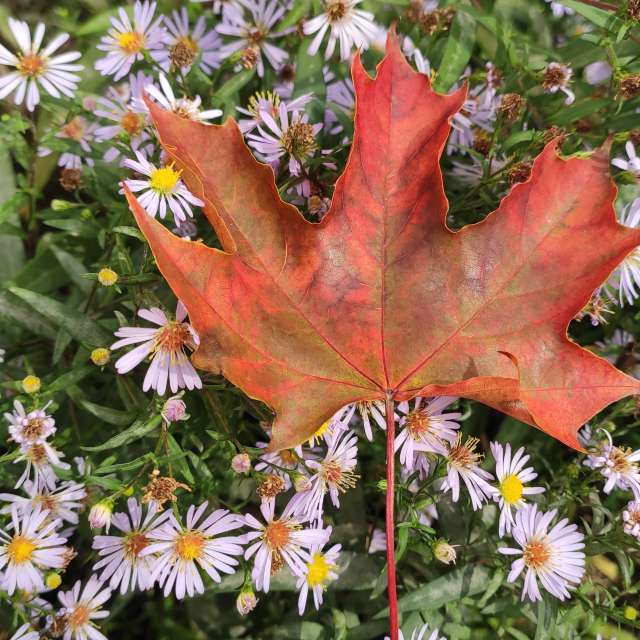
385 393 399 640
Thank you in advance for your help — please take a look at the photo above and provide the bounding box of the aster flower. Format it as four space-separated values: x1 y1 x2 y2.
255 442 301 490
95 71 154 164
9 624 39 640
39 116 98 170
123 151 205 226
0 481 86 527
606 197 640 306
144 501 244 599
111 301 202 395
246 101 322 176
193 0 244 20
612 142 640 177
623 500 640 539
289 431 358 523
585 431 640 497
545 0 574 17
15 441 70 491
296 543 341 614
441 434 496 510
57 577 111 640
499 504 585 602
0 18 83 112
542 62 575 105
5 400 55 445
450 154 508 186
243 499 331 592
155 8 220 74
338 399 388 441
216 0 289 77
490 442 545 537
141 73 222 124
92 498 169 594
395 397 461 469
304 0 377 61
237 90 312 133
95 1 165 81
0 504 69 595
368 527 386 553
385 624 444 640
584 60 612 85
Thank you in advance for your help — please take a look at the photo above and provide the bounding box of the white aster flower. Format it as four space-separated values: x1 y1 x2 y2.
368 527 386 553
0 18 83 112
216 0 289 77
255 441 302 490
246 101 322 177
142 73 222 124
339 399 388 441
584 60 612 85
289 430 358 523
92 497 169 594
450 154 508 186
5 400 55 445
545 0 574 17
15 441 70 491
39 116 98 170
95 1 165 81
441 434 496 510
123 151 205 226
296 543 341 614
155 8 220 73
304 0 377 61
193 0 245 20
585 431 640 498
243 499 330 592
395 397 461 468
0 504 69 595
237 90 312 133
499 504 585 602
0 481 86 527
606 197 640 306
385 624 444 640
623 500 640 539
542 62 575 105
111 301 202 395
9 624 39 640
612 142 640 177
144 501 244 599
95 71 154 163
57 577 111 640
490 442 545 537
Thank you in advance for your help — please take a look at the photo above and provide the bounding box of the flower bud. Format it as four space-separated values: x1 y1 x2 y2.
22 375 41 394
625 605 638 621
433 539 457 565
45 572 62 589
236 588 258 615
89 499 113 532
293 472 312 493
162 396 187 423
90 347 110 366
231 452 251 474
98 267 118 287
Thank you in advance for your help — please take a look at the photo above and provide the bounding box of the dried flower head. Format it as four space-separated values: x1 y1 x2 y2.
142 470 191 509
507 161 533 184
257 474 286 501
59 168 83 191
499 93 525 122
618 74 640 100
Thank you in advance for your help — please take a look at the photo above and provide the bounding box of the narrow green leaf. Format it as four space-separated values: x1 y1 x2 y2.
82 414 161 451
215 69 256 101
166 433 195 484
559 1 623 31
75 397 138 426
9 286 111 346
434 11 476 92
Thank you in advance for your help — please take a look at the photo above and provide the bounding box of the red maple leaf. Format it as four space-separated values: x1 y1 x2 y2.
125 32 640 453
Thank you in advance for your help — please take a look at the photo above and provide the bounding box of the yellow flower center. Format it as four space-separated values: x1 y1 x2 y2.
306 552 331 587
523 538 551 570
117 30 145 55
153 321 194 357
500 474 524 505
7 535 36 564
90 348 111 366
149 165 181 195
264 519 293 551
98 267 118 287
175 531 204 561
22 375 41 394
17 53 45 77
406 409 432 440
61 117 86 141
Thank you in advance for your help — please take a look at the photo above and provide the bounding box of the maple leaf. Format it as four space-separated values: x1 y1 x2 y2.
125 32 640 452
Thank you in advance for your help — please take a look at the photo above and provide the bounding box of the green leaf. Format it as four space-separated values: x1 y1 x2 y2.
82 414 161 451
95 453 155 474
46 366 94 394
434 11 476 92
375 565 492 618
166 433 195 484
0 290 57 339
73 395 138 426
49 244 92 293
293 40 327 124
9 286 111 346
559 1 623 32
215 69 256 102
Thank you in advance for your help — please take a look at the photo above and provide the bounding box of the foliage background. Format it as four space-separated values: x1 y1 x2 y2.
1 0 640 638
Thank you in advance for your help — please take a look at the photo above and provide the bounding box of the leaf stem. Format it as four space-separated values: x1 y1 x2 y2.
385 392 399 640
